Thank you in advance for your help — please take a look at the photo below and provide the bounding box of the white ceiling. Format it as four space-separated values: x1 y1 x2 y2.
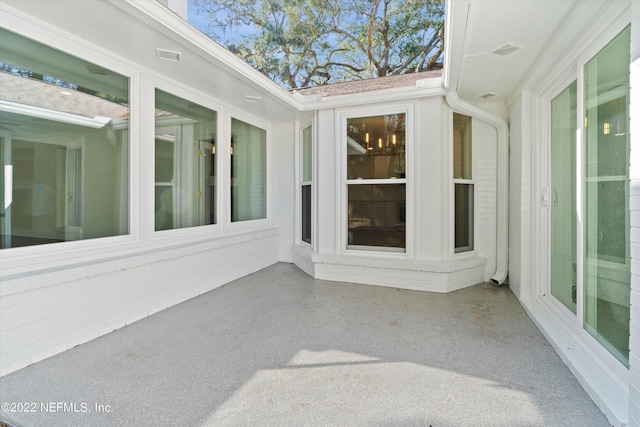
450 0 579 104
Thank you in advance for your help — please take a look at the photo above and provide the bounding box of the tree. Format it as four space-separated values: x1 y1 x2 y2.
192 0 444 89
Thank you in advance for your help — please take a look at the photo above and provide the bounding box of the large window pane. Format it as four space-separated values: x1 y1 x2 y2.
551 81 577 314
583 26 630 365
154 89 217 231
347 114 405 180
348 184 405 249
0 29 129 249
231 118 266 222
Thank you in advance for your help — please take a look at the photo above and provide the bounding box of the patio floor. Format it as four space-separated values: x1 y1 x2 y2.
0 263 608 426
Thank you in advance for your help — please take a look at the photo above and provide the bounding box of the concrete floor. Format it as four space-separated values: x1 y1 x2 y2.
0 263 609 426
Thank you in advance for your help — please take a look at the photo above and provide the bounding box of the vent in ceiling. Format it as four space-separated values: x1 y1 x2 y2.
478 92 497 99
157 48 181 62
492 42 521 57
244 95 262 103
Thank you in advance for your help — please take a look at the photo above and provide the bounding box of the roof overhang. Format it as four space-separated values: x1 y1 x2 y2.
444 0 582 106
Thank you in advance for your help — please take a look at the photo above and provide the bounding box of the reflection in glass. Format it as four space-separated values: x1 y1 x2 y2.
453 113 472 180
348 184 405 249
453 112 473 253
583 26 630 365
302 126 312 183
1 28 129 249
454 184 473 253
154 89 217 231
302 185 311 244
346 114 405 180
231 119 266 222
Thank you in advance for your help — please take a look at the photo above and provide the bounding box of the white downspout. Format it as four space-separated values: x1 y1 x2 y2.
445 92 509 285
443 0 509 285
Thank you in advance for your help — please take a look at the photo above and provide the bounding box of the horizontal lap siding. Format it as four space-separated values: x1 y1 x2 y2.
0 234 279 376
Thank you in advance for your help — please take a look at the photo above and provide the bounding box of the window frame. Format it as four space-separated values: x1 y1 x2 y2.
338 104 414 256
226 109 271 229
0 22 140 274
152 87 220 233
300 123 313 245
149 80 224 240
452 112 475 254
534 15 633 375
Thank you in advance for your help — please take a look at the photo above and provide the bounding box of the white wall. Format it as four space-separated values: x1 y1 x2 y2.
271 122 296 262
507 94 523 299
474 120 498 281
507 93 534 300
0 231 279 376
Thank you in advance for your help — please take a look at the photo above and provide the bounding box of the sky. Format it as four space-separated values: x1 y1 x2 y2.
186 0 210 35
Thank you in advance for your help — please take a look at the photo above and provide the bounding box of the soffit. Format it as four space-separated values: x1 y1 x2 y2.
450 0 578 105
0 0 302 124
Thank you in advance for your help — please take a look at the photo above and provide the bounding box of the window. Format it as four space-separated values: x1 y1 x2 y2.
550 81 577 314
583 26 630 365
231 118 266 222
0 29 129 249
301 125 312 244
154 89 217 231
453 113 473 253
346 113 406 251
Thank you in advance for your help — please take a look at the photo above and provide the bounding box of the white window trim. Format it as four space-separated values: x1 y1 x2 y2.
225 108 272 230
336 103 415 257
450 111 476 256
297 120 313 246
148 78 225 242
0 13 141 278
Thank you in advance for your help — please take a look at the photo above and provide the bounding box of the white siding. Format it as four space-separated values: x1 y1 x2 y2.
0 232 279 376
271 122 296 262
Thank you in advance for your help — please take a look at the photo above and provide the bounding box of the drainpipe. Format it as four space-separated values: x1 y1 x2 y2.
442 0 509 286
445 91 509 285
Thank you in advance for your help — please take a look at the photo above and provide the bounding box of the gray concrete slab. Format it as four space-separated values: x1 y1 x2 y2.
0 263 609 426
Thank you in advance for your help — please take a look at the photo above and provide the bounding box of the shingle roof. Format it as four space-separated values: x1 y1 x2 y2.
0 72 130 120
291 69 442 98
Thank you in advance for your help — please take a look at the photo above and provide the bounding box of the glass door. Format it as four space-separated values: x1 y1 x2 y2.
551 82 578 314
583 27 631 365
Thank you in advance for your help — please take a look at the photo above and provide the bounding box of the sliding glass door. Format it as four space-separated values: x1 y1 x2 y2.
551 82 577 314
583 27 631 365
549 26 630 366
